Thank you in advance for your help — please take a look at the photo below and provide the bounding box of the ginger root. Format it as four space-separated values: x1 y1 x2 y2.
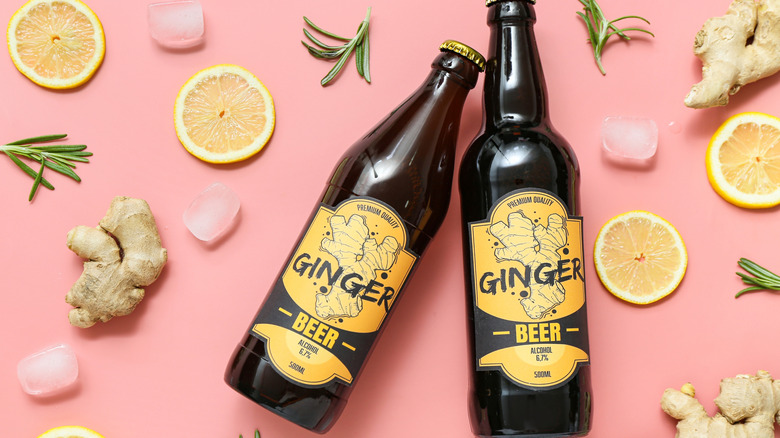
686 0 780 108
66 196 167 328
661 370 780 437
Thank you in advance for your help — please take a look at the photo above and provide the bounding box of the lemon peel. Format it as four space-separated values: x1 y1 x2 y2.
37 425 105 438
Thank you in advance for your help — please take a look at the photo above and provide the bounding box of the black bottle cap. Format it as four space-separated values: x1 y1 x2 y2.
486 0 535 6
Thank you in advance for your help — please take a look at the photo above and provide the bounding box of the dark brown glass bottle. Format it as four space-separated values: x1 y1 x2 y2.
458 1 592 437
225 41 484 433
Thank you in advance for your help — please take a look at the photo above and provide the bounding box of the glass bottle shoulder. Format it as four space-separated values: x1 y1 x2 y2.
458 123 580 218
461 125 578 175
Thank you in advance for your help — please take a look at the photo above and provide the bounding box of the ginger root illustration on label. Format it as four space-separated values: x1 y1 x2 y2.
490 212 568 319
66 196 167 328
315 214 399 319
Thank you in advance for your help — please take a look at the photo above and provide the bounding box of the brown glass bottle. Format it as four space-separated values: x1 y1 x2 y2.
225 41 484 433
458 1 592 437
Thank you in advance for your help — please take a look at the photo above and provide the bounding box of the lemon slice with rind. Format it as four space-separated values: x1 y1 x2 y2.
174 64 275 164
7 0 105 89
594 210 687 305
706 112 780 209
37 425 105 438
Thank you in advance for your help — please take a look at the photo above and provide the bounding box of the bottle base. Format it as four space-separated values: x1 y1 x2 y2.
478 433 587 438
225 342 347 434
469 368 592 438
477 429 588 438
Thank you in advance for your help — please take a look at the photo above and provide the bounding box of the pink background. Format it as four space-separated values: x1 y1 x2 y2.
2 0 780 436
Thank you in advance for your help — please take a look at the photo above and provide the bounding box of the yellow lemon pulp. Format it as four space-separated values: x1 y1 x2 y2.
37 425 105 438
7 0 105 89
594 211 687 305
706 112 780 208
174 64 275 164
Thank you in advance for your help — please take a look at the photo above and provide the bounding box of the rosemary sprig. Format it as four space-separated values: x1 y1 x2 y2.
735 258 780 298
576 0 654 75
238 430 260 438
0 134 91 201
302 7 372 86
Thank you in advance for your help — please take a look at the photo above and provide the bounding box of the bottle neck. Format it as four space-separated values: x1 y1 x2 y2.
368 51 477 153
484 1 548 128
430 50 481 93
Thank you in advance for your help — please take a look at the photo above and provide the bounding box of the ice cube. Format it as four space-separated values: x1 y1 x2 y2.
601 116 658 159
17 344 79 396
148 0 204 49
183 182 241 241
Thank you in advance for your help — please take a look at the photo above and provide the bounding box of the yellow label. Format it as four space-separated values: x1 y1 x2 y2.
252 197 417 387
469 189 589 389
252 323 353 386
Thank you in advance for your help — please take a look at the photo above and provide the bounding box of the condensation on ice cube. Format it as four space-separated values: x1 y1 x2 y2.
17 344 79 396
183 182 241 241
601 116 658 160
148 0 204 49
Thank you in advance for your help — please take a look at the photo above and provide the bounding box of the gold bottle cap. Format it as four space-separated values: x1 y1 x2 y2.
486 0 536 5
440 40 486 71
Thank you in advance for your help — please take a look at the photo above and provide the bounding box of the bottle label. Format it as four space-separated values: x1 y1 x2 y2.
468 189 590 389
250 197 418 388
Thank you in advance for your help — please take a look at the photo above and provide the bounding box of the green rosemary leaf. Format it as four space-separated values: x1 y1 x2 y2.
303 16 350 41
361 25 371 82
61 155 91 163
48 157 78 169
606 27 655 40
5 151 39 180
302 41 344 59
321 44 357 86
6 134 67 145
42 159 81 181
739 258 771 274
29 161 46 201
736 272 759 283
735 286 766 298
576 11 597 42
64 151 93 159
303 28 347 50
46 153 83 167
355 38 365 77
610 15 652 25
28 144 88 152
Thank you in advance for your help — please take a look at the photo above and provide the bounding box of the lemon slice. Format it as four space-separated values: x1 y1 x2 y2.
38 425 105 438
594 211 687 304
706 111 780 208
7 0 105 89
174 64 275 164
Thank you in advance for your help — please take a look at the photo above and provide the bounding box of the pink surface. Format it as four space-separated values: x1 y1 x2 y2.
2 0 780 437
